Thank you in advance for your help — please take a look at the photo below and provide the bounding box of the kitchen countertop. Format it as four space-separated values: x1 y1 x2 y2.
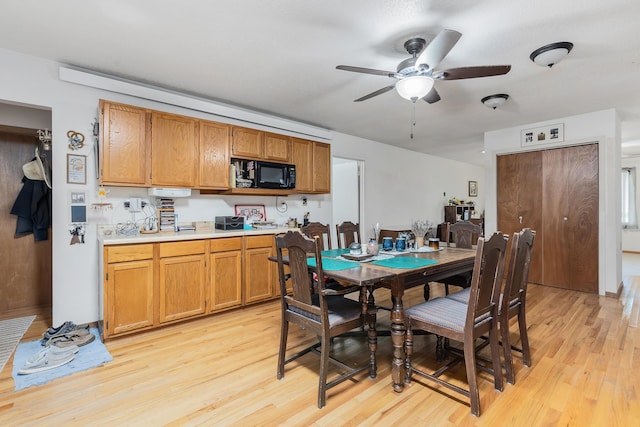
99 227 297 245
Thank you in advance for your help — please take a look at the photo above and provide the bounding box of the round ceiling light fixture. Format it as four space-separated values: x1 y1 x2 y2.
530 42 574 67
395 75 435 101
481 94 509 109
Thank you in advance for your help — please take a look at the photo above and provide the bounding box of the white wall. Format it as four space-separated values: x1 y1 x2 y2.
331 133 485 240
332 158 359 229
484 109 622 296
0 48 482 324
621 156 640 252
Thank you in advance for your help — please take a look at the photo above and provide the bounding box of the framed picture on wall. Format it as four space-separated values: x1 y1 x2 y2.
234 204 266 222
469 181 478 197
67 154 87 184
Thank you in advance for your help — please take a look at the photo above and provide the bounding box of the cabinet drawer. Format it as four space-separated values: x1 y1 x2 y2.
107 244 154 262
210 237 242 252
245 234 275 249
159 240 206 257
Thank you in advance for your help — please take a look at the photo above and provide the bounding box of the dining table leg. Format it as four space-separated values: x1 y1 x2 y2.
389 278 406 392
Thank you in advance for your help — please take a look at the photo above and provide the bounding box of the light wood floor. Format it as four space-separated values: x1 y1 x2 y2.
2 255 640 426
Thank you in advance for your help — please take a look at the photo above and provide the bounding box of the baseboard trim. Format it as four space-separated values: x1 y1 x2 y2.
605 281 623 299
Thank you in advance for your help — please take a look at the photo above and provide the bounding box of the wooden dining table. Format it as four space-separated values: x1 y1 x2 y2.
273 246 477 393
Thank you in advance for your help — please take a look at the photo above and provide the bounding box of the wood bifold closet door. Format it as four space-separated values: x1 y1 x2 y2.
497 143 598 292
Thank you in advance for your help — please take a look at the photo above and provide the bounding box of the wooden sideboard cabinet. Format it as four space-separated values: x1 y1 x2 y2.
209 237 243 312
103 244 154 338
158 240 207 323
99 100 150 186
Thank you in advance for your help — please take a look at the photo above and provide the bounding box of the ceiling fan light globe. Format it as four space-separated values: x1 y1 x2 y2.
395 76 434 101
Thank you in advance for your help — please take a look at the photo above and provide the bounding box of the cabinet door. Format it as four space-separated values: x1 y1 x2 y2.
210 237 243 311
231 126 263 159
159 254 207 322
497 151 543 283
542 144 598 292
291 138 312 192
151 112 198 187
210 251 243 311
312 142 331 193
244 235 275 304
106 260 154 337
99 100 150 186
198 120 230 189
159 241 207 323
264 133 291 162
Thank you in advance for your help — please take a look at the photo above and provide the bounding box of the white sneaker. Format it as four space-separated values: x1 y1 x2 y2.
18 347 76 375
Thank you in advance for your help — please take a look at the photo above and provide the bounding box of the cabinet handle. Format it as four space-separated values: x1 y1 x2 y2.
518 215 523 224
563 216 568 221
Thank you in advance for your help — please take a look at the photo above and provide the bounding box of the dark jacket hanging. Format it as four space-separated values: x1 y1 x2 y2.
10 176 51 241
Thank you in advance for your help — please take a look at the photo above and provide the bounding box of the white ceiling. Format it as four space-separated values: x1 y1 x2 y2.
1 0 640 164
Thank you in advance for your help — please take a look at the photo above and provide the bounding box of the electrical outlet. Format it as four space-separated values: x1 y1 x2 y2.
129 197 142 212
302 197 308 206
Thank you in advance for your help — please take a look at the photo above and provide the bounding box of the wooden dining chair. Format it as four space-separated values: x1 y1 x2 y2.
498 228 536 384
377 228 412 244
301 222 332 251
445 228 535 384
336 221 361 248
275 231 376 408
404 232 508 416
424 221 484 301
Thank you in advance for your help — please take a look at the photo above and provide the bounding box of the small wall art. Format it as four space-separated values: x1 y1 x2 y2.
234 204 266 222
67 154 87 184
468 180 478 197
521 123 564 147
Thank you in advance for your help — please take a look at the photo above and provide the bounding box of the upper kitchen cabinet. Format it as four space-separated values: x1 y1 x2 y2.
264 132 291 162
290 138 313 192
312 141 331 193
290 138 331 194
231 126 263 159
99 100 151 186
151 112 199 187
198 120 230 189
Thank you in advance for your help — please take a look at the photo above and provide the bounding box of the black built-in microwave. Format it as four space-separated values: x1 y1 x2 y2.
255 161 296 189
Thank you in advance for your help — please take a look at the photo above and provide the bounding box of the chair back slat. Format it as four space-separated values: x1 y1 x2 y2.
276 231 320 306
466 232 508 326
301 222 332 251
450 220 483 249
336 221 360 248
504 229 536 305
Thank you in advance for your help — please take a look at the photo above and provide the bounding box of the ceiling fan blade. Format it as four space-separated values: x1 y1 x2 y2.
354 85 396 102
423 87 441 104
434 65 512 80
336 65 396 77
415 29 462 69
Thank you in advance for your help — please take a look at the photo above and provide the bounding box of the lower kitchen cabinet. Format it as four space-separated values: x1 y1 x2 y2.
158 241 207 323
209 237 243 312
244 235 276 304
102 233 284 339
104 244 154 338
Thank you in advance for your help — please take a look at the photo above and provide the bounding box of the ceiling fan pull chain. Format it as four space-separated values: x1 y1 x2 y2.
410 101 416 139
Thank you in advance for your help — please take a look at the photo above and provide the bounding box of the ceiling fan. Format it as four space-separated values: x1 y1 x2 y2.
336 29 511 103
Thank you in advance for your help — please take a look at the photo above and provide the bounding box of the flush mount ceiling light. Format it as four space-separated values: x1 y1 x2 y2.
481 94 509 109
395 75 435 101
530 42 574 67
